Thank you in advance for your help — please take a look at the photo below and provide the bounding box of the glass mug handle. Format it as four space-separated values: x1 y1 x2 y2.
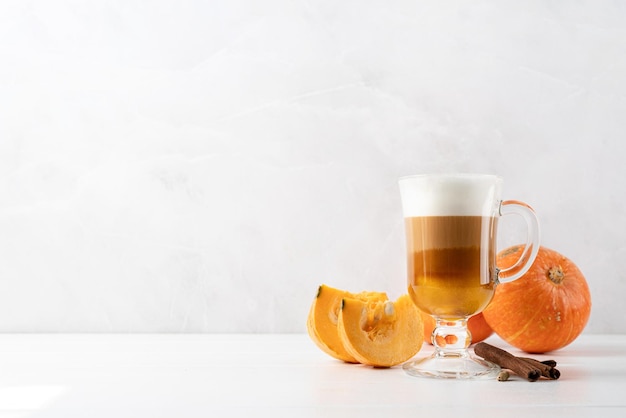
496 200 541 284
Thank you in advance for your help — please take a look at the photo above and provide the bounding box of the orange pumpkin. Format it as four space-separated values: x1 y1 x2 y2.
420 311 493 346
483 246 591 353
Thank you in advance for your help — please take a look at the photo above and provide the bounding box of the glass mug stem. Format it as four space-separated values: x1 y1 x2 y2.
431 318 471 356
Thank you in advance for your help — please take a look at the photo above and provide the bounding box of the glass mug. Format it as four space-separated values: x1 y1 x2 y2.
398 174 540 379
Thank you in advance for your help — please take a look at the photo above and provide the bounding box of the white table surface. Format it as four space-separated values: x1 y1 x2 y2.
0 333 624 417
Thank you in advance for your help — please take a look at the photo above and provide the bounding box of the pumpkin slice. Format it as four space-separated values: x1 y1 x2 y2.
307 284 387 363
337 294 424 367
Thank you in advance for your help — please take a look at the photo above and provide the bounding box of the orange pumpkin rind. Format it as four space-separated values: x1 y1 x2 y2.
483 246 591 353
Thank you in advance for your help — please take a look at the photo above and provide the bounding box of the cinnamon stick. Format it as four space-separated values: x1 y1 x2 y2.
540 359 558 368
474 342 541 382
520 357 560 379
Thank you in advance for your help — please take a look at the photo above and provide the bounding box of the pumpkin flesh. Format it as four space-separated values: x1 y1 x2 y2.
306 284 387 362
337 294 424 367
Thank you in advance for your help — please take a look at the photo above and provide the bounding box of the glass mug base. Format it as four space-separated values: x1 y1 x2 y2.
402 351 500 380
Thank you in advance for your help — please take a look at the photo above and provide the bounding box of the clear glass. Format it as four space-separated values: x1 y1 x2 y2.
398 174 540 379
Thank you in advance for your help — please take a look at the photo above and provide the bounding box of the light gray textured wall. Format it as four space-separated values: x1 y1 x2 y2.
0 0 622 333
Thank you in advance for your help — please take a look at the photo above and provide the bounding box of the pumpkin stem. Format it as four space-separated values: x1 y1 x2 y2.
548 266 565 284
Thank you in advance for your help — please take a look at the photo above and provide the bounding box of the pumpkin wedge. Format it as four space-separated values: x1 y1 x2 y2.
337 294 424 367
307 284 387 363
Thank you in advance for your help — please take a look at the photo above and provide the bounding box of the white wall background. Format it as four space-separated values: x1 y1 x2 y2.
0 0 624 333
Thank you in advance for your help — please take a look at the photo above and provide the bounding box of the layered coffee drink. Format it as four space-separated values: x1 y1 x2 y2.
399 175 501 320
405 215 497 319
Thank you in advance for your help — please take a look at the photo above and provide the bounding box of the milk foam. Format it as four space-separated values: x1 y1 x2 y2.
399 174 502 217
